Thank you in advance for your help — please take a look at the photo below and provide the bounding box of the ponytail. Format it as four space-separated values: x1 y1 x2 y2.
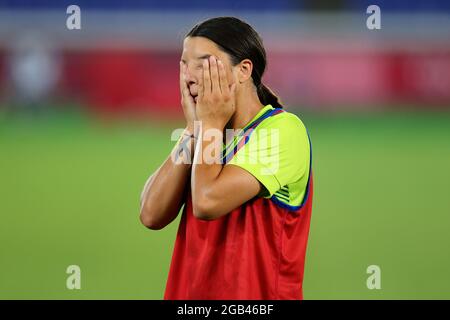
257 83 283 109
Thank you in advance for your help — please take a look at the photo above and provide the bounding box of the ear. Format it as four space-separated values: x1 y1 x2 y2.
236 59 253 84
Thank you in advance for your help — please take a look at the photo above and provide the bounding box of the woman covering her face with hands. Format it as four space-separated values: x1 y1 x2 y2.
140 17 313 300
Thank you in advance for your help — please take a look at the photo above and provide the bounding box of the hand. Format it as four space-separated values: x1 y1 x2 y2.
179 61 197 132
196 56 236 130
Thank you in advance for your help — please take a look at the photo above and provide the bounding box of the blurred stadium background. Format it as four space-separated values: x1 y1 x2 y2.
0 0 449 299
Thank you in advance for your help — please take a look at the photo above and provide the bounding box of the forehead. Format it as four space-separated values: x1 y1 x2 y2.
182 36 226 60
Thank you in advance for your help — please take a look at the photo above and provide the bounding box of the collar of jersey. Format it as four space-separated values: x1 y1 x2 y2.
222 104 275 156
242 104 275 131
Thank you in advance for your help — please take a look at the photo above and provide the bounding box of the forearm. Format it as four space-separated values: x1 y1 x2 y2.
140 127 196 229
191 124 225 218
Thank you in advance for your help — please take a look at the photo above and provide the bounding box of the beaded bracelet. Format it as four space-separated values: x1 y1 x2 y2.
183 132 197 140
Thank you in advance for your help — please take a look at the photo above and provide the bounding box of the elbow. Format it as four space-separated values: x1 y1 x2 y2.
139 209 165 230
192 192 220 221
192 205 217 221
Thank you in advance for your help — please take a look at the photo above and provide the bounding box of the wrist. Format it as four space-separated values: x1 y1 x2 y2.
185 124 194 134
184 126 198 140
173 132 195 165
200 120 226 132
186 123 202 138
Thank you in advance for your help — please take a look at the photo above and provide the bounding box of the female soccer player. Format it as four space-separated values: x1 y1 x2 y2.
140 17 313 300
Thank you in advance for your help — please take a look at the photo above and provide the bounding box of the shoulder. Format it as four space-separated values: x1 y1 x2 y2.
259 109 306 131
256 109 309 145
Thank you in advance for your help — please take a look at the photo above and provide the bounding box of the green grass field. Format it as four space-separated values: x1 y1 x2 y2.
1 109 450 299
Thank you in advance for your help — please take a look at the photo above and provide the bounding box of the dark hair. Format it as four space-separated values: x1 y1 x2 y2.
186 17 283 108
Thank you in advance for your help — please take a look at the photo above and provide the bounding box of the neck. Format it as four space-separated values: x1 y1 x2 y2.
227 90 264 130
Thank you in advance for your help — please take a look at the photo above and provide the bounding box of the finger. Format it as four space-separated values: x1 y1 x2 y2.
203 58 211 95
217 59 229 94
181 80 190 100
179 63 188 95
180 63 189 92
209 56 220 94
179 61 185 93
198 65 204 99
179 62 193 103
230 83 236 97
